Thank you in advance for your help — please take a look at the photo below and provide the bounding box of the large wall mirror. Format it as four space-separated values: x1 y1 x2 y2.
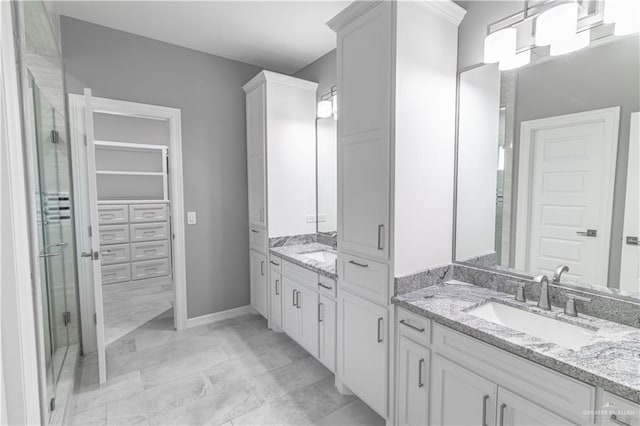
454 34 640 297
316 87 337 235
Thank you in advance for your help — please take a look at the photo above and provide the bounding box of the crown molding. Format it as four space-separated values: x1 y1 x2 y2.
416 0 467 26
327 0 384 32
243 70 318 93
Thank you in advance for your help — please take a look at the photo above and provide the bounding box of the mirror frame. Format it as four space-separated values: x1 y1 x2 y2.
451 62 640 302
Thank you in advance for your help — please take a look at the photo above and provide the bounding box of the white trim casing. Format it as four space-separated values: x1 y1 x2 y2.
514 107 620 284
0 1 43 423
186 305 253 328
69 93 189 357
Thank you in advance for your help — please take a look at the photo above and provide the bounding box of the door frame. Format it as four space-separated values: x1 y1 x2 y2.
69 93 188 356
620 112 640 293
514 107 620 284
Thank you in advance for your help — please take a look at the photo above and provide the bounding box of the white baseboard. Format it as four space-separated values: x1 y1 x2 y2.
186 305 253 328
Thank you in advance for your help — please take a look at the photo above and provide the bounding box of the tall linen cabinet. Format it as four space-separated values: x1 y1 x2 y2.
242 71 318 325
327 1 465 421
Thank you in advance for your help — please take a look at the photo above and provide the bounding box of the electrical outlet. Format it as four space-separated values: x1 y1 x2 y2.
306 214 317 223
187 211 197 225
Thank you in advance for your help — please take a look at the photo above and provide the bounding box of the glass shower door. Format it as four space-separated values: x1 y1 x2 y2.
30 74 73 410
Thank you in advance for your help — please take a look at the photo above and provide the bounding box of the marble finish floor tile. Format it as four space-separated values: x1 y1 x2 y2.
71 312 383 425
103 280 173 345
313 400 385 426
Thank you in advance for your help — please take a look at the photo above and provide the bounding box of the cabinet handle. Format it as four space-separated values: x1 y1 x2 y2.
499 403 507 426
275 279 279 295
318 282 333 290
610 415 631 426
399 319 425 333
318 302 323 322
292 290 297 307
251 229 259 233
349 260 369 268
377 224 384 250
418 359 425 388
260 261 265 276
377 317 383 343
482 395 489 426
296 291 301 309
270 260 279 266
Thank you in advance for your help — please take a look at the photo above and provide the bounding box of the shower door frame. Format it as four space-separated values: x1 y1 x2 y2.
68 94 188 359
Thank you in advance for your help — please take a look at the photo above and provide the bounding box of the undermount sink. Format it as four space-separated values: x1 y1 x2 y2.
302 250 337 264
466 301 596 350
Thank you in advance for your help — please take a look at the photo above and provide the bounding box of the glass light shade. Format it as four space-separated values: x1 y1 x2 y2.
332 96 337 120
317 100 332 118
483 28 517 63
550 29 591 56
535 1 579 46
498 50 531 71
605 0 640 35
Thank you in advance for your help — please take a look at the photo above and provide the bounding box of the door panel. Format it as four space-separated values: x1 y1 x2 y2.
621 112 640 293
318 295 336 372
297 284 319 358
246 85 266 227
498 387 574 426
397 336 430 426
270 270 282 330
250 250 267 317
282 277 300 340
431 354 497 426
338 291 387 417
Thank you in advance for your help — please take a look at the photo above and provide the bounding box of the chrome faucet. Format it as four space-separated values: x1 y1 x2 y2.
534 274 552 310
552 265 570 283
564 294 592 317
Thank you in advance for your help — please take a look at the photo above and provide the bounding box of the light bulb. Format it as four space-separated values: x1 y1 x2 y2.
498 50 531 71
317 100 332 118
484 28 517 63
535 1 579 46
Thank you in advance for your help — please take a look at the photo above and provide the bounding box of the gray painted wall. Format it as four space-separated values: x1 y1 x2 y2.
61 17 262 318
294 49 336 102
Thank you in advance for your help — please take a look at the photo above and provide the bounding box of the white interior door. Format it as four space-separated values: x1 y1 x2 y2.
515 108 620 285
83 88 107 384
620 112 640 293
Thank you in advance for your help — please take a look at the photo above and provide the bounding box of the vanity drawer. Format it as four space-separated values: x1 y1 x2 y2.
432 323 596 424
131 241 170 261
601 392 639 426
99 225 130 245
101 263 131 285
250 227 268 253
397 308 431 346
270 255 282 272
97 205 128 225
100 243 130 265
132 258 170 280
282 259 318 289
318 275 337 299
338 253 389 306
129 204 168 223
130 222 169 242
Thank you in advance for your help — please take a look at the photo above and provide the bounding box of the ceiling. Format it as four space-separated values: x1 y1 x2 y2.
56 1 351 74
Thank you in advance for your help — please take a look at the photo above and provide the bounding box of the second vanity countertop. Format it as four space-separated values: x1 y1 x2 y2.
270 243 337 280
392 281 640 403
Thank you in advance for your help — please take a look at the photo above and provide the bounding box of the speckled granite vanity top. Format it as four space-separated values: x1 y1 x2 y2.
392 280 640 403
270 243 337 279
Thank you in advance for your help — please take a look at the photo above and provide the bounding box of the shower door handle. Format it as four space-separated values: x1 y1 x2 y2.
40 242 68 258
81 250 99 260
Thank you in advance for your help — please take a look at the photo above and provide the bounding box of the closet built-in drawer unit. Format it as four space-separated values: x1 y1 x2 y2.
130 222 169 242
101 263 132 285
98 203 171 285
250 227 268 253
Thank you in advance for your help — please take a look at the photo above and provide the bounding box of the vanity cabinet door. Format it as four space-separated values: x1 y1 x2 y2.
270 270 282 330
336 1 391 260
497 387 575 426
397 336 430 426
338 290 388 417
318 294 336 372
431 354 497 426
282 277 300 341
250 250 267 318
246 84 266 227
297 283 319 358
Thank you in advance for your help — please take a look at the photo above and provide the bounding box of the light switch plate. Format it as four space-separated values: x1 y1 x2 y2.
306 214 317 223
187 211 196 225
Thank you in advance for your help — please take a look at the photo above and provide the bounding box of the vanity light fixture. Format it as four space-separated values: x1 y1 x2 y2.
550 28 591 55
317 100 333 118
535 1 579 47
317 85 337 119
604 0 640 36
484 27 517 64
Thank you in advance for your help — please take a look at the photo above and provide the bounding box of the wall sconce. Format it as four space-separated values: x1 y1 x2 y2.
317 85 337 119
483 0 638 71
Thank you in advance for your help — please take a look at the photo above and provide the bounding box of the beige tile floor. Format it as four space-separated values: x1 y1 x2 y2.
69 310 385 425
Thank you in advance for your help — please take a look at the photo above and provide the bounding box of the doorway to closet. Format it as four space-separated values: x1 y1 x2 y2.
69 92 187 384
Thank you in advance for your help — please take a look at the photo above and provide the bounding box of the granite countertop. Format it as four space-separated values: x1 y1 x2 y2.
392 280 640 403
270 243 337 279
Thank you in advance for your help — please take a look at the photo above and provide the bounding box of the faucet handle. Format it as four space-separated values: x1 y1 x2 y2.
567 294 591 303
564 294 591 317
511 281 526 302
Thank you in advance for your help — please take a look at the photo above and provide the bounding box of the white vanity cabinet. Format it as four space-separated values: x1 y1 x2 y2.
600 392 640 426
397 336 430 426
269 257 282 330
498 387 575 426
245 83 266 228
250 250 267 318
281 276 319 357
318 294 336 372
